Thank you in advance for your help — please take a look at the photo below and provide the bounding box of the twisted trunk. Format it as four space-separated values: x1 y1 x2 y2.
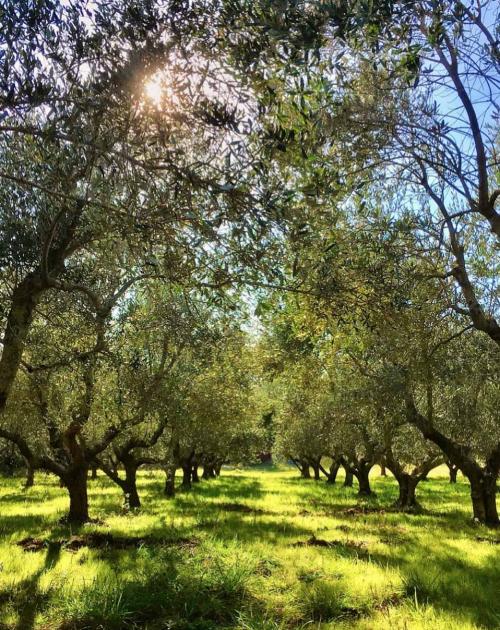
24 456 35 488
300 461 311 479
64 466 89 524
123 463 140 509
354 462 373 496
192 463 200 483
0 274 43 415
469 470 498 525
327 461 340 484
385 450 440 512
447 461 459 483
405 394 499 525
394 473 419 510
164 466 176 497
202 456 219 478
310 459 321 481
0 216 82 416
343 469 353 487
320 458 341 484
202 464 213 479
342 457 374 495
181 464 192 488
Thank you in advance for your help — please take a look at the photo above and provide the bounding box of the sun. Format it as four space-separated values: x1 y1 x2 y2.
144 77 163 105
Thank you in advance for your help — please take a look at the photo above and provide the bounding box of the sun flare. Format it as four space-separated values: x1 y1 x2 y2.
144 77 163 105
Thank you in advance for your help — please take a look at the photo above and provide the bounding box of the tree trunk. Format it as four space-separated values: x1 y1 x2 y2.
214 462 222 476
164 466 176 498
123 464 140 509
485 479 499 524
405 393 500 525
202 465 212 479
192 464 200 483
24 457 34 488
181 464 192 488
380 463 387 477
394 474 419 510
0 274 43 415
311 461 321 481
326 461 340 484
90 465 98 480
65 467 89 523
355 464 373 496
469 472 499 525
343 469 353 487
447 462 458 483
300 462 311 479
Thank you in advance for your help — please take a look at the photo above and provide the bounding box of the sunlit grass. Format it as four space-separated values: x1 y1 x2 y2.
0 466 499 629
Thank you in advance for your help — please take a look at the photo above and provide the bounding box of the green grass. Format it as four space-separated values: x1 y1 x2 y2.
0 466 499 629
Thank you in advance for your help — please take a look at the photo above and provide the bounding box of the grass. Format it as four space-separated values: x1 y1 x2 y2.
0 465 499 629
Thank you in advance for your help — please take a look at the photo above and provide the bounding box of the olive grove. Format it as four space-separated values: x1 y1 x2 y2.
0 0 499 529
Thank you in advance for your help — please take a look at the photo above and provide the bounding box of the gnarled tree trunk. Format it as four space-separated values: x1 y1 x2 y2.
405 394 500 525
354 463 373 496
164 466 176 498
385 451 440 512
327 461 340 484
446 461 459 483
181 464 192 488
342 457 374 496
64 466 89 524
469 471 499 525
309 458 321 481
24 456 35 488
123 463 140 509
192 463 200 483
320 458 340 484
300 461 311 479
0 274 43 415
202 464 213 479
394 473 419 510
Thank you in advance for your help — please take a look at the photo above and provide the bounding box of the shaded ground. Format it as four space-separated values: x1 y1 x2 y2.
17 533 198 552
0 466 499 629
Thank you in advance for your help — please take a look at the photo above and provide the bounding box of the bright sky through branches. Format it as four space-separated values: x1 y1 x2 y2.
144 77 163 106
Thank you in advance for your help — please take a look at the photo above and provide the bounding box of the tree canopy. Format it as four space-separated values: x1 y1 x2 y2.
0 0 499 529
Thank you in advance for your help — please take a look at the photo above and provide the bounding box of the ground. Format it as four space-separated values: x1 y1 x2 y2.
0 466 499 630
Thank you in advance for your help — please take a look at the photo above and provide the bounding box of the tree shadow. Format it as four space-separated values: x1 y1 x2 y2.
364 536 500 628
0 514 55 537
0 542 61 630
193 514 315 543
186 475 264 500
285 476 473 523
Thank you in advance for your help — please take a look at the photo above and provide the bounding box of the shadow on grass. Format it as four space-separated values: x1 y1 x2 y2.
194 515 315 542
1 470 498 629
287 476 472 523
0 541 61 630
176 475 264 500
0 492 58 504
366 536 500 628
0 514 59 537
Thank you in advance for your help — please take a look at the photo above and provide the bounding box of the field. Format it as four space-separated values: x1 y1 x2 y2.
0 466 499 630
